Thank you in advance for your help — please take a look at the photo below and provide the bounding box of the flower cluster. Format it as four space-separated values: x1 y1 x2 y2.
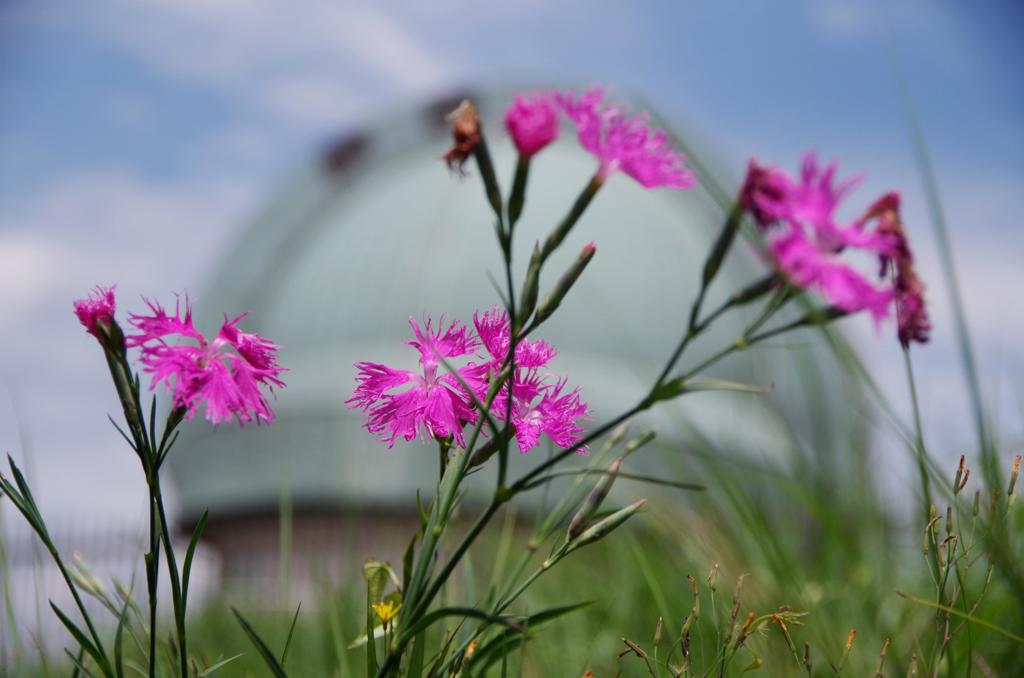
500 88 695 190
473 307 588 453
347 308 588 453
127 295 286 425
740 152 928 338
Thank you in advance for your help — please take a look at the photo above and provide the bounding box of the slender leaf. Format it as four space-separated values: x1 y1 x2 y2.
407 632 426 678
113 592 132 678
402 532 417 594
123 661 148 678
364 595 378 676
181 510 209 609
66 647 96 678
471 601 592 671
280 603 301 666
197 653 245 677
896 592 1024 643
524 469 703 492
400 607 523 644
231 607 288 678
51 602 112 678
106 415 138 454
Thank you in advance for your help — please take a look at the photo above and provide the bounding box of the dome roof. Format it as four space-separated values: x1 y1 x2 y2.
169 89 862 521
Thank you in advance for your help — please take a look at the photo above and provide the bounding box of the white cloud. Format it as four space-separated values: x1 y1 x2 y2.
31 0 456 130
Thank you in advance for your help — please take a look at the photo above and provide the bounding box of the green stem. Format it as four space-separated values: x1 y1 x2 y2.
152 477 189 678
511 404 647 494
539 174 602 264
903 349 934 526
407 497 505 624
507 155 530 231
146 496 159 678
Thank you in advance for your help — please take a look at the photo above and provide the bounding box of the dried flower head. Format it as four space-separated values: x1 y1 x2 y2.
861 192 931 346
444 100 481 173
739 159 790 228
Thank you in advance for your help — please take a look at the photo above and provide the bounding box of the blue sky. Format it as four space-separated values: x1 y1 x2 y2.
0 0 1022 523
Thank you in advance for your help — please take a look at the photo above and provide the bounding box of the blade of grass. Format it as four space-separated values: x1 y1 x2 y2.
280 603 302 667
231 607 289 678
896 592 1024 644
197 653 245 677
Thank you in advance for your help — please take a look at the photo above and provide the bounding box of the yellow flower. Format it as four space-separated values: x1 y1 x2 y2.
372 600 401 625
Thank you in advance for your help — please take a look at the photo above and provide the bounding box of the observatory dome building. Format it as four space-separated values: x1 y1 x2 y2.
169 88 864 584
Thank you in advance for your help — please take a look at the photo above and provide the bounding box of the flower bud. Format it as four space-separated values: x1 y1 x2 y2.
702 203 743 288
1009 454 1021 497
534 242 596 324
731 274 778 306
567 498 646 552
740 158 789 229
73 285 124 353
504 92 559 159
567 457 622 541
624 430 656 456
518 244 543 326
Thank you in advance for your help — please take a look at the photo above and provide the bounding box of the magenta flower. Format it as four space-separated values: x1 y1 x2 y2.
74 285 117 338
770 228 894 321
473 306 557 372
558 88 695 190
862 192 931 346
505 92 560 157
347 316 487 448
472 306 589 454
509 376 588 454
128 296 285 425
745 153 899 322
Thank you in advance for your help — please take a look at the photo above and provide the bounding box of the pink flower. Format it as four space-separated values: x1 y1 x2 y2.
558 88 695 190
472 306 588 453
862 192 931 346
347 316 487 448
510 376 588 454
505 92 560 157
74 285 117 338
473 306 557 372
747 153 899 322
770 228 893 321
128 295 285 425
